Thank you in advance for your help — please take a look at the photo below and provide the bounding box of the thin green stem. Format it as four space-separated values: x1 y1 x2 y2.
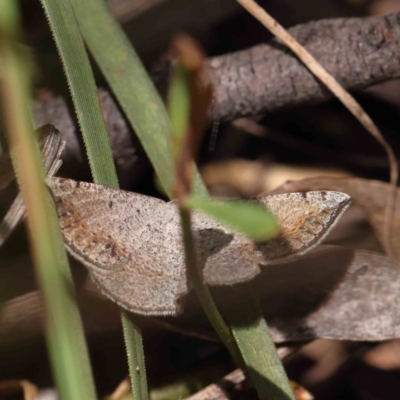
179 207 245 368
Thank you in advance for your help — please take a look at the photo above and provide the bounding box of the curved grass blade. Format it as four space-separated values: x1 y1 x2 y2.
225 293 294 400
40 0 118 188
0 2 96 399
40 0 148 398
69 0 207 198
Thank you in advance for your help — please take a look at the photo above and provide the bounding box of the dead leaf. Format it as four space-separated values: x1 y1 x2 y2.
201 159 269 198
173 246 400 343
0 288 122 348
201 159 351 198
0 379 38 400
259 246 400 342
183 369 247 400
266 176 400 260
369 0 400 15
3 247 400 348
364 339 400 370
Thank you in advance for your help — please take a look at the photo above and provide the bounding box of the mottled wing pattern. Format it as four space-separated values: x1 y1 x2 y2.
47 177 187 316
191 211 261 285
192 191 351 286
47 178 350 315
256 191 351 261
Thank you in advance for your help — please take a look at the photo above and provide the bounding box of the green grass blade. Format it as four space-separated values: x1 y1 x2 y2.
186 196 279 241
224 293 294 400
40 0 118 188
40 1 149 398
122 311 149 400
0 3 97 399
69 0 207 198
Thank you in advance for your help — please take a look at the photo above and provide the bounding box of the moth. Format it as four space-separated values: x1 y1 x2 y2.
46 177 351 316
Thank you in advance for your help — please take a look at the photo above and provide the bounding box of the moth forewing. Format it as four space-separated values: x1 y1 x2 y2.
253 191 351 264
47 177 188 316
191 191 351 286
46 177 351 316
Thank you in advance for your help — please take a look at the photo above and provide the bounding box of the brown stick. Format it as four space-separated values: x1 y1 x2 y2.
207 12 400 120
32 13 400 169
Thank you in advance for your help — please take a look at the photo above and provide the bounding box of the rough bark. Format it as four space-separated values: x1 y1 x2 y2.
32 88 146 187
207 12 400 120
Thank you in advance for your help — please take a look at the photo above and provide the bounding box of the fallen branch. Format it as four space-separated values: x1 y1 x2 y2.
207 12 400 120
30 13 400 176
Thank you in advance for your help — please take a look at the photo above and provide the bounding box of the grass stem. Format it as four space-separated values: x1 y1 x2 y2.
179 207 245 368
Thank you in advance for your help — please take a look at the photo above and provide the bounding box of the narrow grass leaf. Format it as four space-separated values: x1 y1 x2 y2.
224 293 295 400
186 196 279 241
40 1 148 398
0 2 96 399
69 0 207 197
40 0 118 188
